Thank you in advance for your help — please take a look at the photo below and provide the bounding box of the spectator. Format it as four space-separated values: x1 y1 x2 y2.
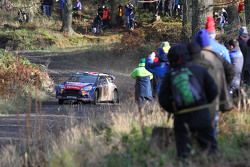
116 4 124 27
225 39 244 97
97 5 103 17
125 2 134 30
219 12 225 33
173 0 180 16
72 0 83 20
73 0 82 11
159 44 218 159
164 0 172 16
102 6 111 29
194 29 234 137
238 27 250 84
205 16 231 63
145 45 170 96
42 0 53 17
131 58 153 108
222 8 228 22
238 0 244 13
92 14 103 34
238 1 244 23
59 0 65 20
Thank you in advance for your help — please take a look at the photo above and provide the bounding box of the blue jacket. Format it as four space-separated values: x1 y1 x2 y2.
125 5 132 17
59 0 65 9
229 49 244 88
210 38 231 64
146 57 169 93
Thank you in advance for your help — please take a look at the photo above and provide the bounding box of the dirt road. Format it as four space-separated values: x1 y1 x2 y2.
0 46 139 146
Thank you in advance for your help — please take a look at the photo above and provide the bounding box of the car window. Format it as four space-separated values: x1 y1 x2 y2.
99 77 108 85
107 76 113 83
68 74 97 83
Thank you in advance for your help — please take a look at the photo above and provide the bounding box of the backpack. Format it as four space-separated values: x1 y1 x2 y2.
170 67 205 111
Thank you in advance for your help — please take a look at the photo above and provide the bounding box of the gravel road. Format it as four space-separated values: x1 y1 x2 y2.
0 47 138 147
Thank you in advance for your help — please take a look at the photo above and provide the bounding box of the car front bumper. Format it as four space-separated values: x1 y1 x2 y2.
56 89 94 102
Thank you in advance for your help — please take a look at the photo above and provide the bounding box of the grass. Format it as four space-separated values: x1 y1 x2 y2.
38 109 246 167
46 109 250 167
0 103 248 167
0 25 123 50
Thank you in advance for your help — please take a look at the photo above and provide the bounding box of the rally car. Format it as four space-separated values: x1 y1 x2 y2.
55 72 119 105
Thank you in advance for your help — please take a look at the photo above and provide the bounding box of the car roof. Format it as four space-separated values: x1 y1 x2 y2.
73 72 111 77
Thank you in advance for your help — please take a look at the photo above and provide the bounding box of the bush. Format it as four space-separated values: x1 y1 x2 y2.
0 51 53 113
144 21 182 43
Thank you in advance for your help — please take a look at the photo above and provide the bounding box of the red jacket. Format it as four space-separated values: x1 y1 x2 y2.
102 8 110 20
238 2 244 13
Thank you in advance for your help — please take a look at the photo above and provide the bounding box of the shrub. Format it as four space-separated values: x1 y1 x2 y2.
0 51 53 113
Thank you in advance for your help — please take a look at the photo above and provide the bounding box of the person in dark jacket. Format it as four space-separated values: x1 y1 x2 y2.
225 39 244 96
159 44 218 158
42 0 53 16
131 58 153 107
192 29 234 137
238 27 250 84
59 0 65 20
92 14 103 34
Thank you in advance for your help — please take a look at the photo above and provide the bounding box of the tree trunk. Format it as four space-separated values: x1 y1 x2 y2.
191 0 213 36
245 0 250 25
226 4 240 27
61 0 74 35
110 0 117 25
181 0 190 41
191 0 203 36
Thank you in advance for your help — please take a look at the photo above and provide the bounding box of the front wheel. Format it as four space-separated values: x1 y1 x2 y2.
93 90 99 105
112 90 119 104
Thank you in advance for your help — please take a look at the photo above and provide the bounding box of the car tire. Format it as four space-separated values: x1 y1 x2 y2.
112 90 119 104
58 99 64 105
93 90 99 105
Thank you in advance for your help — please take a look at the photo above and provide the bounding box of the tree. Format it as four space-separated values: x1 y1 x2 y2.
245 0 250 25
226 3 240 27
181 0 190 41
191 0 203 36
191 0 213 36
61 0 74 35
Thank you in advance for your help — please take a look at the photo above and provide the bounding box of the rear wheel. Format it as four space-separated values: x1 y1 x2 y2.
93 90 99 105
58 99 64 105
112 90 119 104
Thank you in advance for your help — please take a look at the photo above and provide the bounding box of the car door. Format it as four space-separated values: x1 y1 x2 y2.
98 76 109 101
106 76 116 101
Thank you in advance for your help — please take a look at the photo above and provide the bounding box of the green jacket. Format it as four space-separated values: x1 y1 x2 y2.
130 63 153 79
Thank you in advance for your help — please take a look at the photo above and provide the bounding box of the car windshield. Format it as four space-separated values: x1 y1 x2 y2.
67 74 98 83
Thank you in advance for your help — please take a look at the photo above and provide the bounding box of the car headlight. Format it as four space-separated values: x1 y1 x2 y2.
83 86 92 91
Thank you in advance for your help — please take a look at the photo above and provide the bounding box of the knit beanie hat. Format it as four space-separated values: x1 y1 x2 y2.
239 26 248 36
160 41 171 53
139 58 146 66
205 16 216 33
168 44 188 67
195 29 211 48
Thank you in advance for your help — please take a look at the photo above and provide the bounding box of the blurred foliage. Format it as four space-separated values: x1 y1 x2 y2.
0 51 53 113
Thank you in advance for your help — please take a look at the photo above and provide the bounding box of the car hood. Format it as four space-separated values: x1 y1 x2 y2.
64 82 93 90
